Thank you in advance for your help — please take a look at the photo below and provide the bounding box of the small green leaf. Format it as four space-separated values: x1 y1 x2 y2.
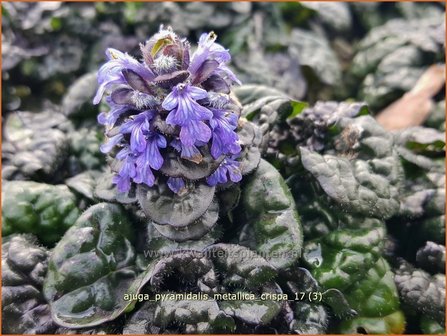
240 159 303 270
287 100 309 119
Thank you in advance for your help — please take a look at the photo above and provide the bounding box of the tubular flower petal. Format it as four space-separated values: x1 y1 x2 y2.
206 156 242 186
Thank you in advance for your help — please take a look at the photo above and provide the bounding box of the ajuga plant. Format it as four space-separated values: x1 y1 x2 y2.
92 25 264 241
36 27 308 333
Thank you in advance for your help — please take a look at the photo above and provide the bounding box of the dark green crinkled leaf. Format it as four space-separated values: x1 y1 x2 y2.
136 221 221 270
299 115 402 220
350 15 445 111
395 260 445 326
205 244 276 289
240 159 303 270
2 111 72 181
280 267 330 334
152 200 220 242
304 237 405 333
299 207 405 333
337 258 404 334
2 234 57 334
289 28 342 86
137 180 215 227
94 170 137 205
67 127 105 173
65 170 102 201
416 241 445 274
420 316 446 335
160 148 224 180
300 147 399 220
2 180 81 245
43 203 138 328
62 72 98 118
219 293 282 326
302 219 386 291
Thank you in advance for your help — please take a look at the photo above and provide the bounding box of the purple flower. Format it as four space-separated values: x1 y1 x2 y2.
113 148 137 192
116 131 166 192
170 139 203 163
133 131 166 188
206 156 242 186
162 83 213 147
100 133 123 154
93 48 155 105
167 177 186 194
120 111 155 152
97 97 129 127
209 107 240 159
188 32 240 88
140 26 191 75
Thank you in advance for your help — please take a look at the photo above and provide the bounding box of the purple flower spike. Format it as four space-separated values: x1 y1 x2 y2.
95 27 243 192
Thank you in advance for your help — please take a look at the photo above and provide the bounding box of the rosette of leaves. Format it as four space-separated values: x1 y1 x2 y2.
384 127 446 333
350 2 445 34
234 85 370 175
227 6 342 101
349 12 445 111
124 244 286 334
94 26 262 243
2 110 73 182
41 194 303 332
245 85 409 332
268 100 369 176
2 234 56 334
389 126 445 252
